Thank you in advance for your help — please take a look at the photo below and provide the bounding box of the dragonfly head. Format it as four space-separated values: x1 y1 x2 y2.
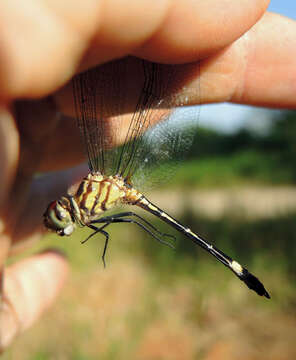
43 197 75 236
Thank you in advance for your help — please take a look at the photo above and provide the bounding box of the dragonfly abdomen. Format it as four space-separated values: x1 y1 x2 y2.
136 196 270 298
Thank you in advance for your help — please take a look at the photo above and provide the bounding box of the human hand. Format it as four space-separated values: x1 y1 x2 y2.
1 0 296 350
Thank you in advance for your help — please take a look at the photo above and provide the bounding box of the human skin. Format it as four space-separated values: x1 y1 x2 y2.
1 0 296 350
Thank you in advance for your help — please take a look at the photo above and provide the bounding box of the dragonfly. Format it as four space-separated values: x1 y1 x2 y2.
44 57 270 299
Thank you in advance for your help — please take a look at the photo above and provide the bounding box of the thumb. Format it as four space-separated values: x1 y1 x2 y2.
0 250 69 351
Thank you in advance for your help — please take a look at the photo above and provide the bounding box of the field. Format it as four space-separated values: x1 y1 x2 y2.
3 113 296 359
3 184 296 360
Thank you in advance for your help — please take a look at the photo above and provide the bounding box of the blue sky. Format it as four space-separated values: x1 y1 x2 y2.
268 0 296 19
200 0 296 133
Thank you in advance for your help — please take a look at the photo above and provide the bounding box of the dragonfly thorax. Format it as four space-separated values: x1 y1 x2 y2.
43 173 143 237
74 173 142 222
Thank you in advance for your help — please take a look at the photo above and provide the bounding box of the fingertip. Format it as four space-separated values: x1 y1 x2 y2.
0 250 69 350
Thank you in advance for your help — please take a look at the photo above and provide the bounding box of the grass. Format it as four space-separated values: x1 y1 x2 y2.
149 150 295 189
4 105 296 359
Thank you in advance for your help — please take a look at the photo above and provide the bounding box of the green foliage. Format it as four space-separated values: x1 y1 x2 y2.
153 110 296 188
140 210 296 279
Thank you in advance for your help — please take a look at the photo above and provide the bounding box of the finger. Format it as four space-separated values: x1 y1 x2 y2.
132 0 270 63
0 0 102 99
232 12 296 107
0 0 268 99
83 0 269 66
45 7 296 171
55 10 296 118
0 106 19 207
38 115 85 171
0 251 69 350
8 165 87 248
0 98 61 260
0 106 19 266
196 12 296 108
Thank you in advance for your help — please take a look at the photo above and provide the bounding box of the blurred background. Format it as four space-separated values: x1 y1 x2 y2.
3 1 296 360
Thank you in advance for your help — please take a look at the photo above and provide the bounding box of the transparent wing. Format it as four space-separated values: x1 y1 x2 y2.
72 60 127 174
72 57 200 184
129 107 199 191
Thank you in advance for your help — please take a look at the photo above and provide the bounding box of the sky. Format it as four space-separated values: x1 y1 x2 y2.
268 0 296 17
199 0 296 133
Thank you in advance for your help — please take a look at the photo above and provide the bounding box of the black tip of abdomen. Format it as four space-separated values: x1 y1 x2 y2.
240 269 271 299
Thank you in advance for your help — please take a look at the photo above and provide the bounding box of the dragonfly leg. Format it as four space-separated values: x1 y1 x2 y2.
92 216 174 249
84 213 175 266
93 212 176 243
83 223 109 244
85 223 110 267
100 230 109 268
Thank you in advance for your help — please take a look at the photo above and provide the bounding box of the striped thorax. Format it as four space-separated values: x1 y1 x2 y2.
43 172 142 236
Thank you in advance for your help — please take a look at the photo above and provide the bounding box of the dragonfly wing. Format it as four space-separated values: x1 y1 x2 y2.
72 57 200 183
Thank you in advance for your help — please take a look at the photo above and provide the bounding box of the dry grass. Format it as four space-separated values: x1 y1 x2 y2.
3 187 296 360
148 186 296 219
4 252 296 360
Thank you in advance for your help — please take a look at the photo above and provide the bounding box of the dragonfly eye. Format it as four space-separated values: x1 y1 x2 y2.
43 199 75 236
